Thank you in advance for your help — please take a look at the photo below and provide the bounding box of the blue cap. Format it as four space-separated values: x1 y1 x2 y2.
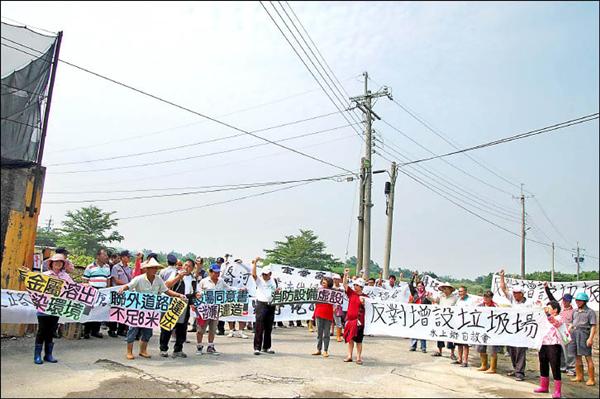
167 254 178 265
562 293 573 302
575 292 589 302
209 263 221 272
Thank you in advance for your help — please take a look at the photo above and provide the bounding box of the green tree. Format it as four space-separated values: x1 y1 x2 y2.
35 227 62 247
264 229 342 271
56 206 124 256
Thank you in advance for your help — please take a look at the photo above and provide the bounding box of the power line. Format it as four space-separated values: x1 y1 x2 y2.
62 130 362 189
260 2 366 143
50 122 359 174
46 109 348 166
42 172 354 204
531 197 573 247
46 74 362 154
1 36 356 175
117 180 319 220
375 148 597 259
399 113 599 167
389 96 525 192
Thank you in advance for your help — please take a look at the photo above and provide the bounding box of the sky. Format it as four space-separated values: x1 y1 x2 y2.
1 1 598 278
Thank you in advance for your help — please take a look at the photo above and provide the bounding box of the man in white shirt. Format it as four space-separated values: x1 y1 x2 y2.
453 286 474 367
251 257 279 356
195 263 234 355
499 268 531 381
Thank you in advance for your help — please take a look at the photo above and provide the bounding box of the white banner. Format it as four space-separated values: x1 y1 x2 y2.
1 287 119 324
362 285 410 303
491 274 599 311
364 300 552 349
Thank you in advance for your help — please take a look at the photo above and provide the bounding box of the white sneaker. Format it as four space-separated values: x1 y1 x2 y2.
195 345 204 355
239 332 249 339
227 330 235 338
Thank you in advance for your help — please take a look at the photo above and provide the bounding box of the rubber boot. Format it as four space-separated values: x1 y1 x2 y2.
477 353 489 371
126 343 135 360
34 344 44 365
485 354 497 374
139 341 151 358
43 342 58 363
308 320 314 333
570 364 584 382
534 376 550 393
586 362 596 386
552 380 562 399
336 327 342 343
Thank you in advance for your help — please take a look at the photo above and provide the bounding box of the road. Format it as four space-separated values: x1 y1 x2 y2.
1 325 598 398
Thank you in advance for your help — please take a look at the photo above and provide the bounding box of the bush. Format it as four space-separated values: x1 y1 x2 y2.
69 254 94 268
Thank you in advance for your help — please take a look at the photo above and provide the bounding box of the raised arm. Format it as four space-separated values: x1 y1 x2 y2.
343 268 350 290
408 271 417 297
251 257 261 280
543 281 557 302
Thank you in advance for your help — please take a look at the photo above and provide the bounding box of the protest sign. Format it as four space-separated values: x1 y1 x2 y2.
196 289 249 305
109 291 188 330
22 271 99 321
364 300 551 349
269 264 334 290
362 285 410 303
195 302 250 320
491 274 599 311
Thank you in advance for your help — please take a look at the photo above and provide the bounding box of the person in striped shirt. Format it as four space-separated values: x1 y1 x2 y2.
82 248 112 339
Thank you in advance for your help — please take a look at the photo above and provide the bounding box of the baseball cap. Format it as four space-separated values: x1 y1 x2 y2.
261 266 272 275
332 273 341 279
511 287 523 293
216 257 225 264
167 254 178 264
209 263 221 273
354 278 365 288
119 250 131 257
562 294 573 302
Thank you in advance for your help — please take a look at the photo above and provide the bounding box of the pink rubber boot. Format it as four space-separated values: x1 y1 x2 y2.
551 380 562 399
534 376 550 393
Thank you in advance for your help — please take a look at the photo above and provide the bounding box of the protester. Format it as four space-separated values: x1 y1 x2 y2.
82 248 111 339
160 258 195 358
408 271 430 353
251 257 279 355
569 292 596 386
214 256 227 336
453 285 474 367
534 300 565 398
312 277 334 358
476 291 500 373
195 262 238 355
342 268 367 365
544 282 576 376
430 282 457 359
132 252 144 278
332 273 345 342
367 278 376 287
499 269 531 380
107 250 133 337
382 275 397 290
226 259 250 339
118 257 187 360
108 252 119 269
34 253 74 365
41 247 74 273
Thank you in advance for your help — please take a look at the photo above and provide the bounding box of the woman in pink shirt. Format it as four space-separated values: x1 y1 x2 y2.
534 300 565 399
34 253 74 365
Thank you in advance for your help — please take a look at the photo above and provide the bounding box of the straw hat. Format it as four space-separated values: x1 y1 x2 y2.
438 282 455 292
141 257 164 269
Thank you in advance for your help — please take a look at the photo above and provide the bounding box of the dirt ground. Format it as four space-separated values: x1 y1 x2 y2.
1 325 598 398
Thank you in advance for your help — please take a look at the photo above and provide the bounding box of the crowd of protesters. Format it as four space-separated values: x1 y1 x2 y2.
31 249 597 397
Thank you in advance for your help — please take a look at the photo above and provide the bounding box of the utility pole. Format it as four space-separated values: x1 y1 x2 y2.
46 216 53 232
350 72 392 278
382 162 397 279
573 242 585 281
551 242 555 283
513 184 533 279
356 158 366 276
